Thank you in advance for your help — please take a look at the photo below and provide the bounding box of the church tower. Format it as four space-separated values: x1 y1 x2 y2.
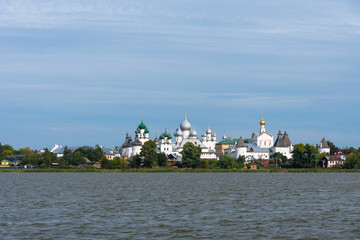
260 117 266 133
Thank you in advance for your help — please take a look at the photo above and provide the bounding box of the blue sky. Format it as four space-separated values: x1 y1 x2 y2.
1 0 359 149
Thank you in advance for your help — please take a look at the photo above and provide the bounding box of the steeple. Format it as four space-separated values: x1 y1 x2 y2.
236 137 248 148
260 116 266 133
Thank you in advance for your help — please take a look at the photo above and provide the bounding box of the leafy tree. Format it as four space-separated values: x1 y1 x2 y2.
207 159 218 169
157 152 168 167
344 153 360 169
68 152 85 166
118 158 128 169
181 142 202 168
237 155 246 164
341 147 360 156
218 154 235 169
101 158 117 169
128 154 142 168
305 144 319 168
140 140 158 168
22 153 43 166
17 147 35 155
41 149 58 167
292 144 306 168
270 152 288 165
62 146 72 162
0 143 15 153
199 159 209 168
292 143 319 168
326 140 340 155
93 147 105 162
1 150 13 159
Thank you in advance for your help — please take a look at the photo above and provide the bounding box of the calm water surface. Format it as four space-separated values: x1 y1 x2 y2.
0 173 359 239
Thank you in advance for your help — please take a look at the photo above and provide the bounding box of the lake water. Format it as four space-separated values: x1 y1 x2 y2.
0 173 359 239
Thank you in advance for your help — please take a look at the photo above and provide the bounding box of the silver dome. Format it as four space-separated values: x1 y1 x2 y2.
174 126 183 137
206 126 212 134
180 115 192 131
189 126 197 137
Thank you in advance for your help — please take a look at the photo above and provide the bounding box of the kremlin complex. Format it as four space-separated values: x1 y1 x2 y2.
119 113 330 162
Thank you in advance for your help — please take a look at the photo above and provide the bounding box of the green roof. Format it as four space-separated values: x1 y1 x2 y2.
145 128 149 133
138 121 146 130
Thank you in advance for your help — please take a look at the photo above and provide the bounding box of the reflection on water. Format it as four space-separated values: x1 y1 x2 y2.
0 173 359 239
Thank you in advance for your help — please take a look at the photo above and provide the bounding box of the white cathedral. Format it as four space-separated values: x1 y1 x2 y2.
120 114 218 160
120 120 151 158
157 113 218 160
225 117 294 160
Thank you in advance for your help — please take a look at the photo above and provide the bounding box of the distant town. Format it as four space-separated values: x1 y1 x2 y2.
1 114 359 170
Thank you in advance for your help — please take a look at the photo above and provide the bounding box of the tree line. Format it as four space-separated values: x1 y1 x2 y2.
1 140 360 169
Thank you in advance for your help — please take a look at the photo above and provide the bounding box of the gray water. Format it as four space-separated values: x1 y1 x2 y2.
0 173 359 240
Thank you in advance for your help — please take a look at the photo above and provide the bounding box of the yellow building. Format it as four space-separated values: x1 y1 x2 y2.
1 160 10 167
216 138 252 154
250 162 257 170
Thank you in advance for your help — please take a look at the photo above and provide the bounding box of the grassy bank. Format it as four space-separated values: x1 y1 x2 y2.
1 168 360 173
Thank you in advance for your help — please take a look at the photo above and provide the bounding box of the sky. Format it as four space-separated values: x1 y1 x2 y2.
0 0 360 150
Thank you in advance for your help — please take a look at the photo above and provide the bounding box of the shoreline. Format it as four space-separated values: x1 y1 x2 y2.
0 168 359 173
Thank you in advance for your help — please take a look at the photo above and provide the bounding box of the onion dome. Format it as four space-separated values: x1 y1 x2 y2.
189 126 197 137
174 126 183 137
180 115 192 131
212 131 216 137
206 126 212 134
145 128 149 134
163 129 172 139
259 117 266 126
138 120 146 130
159 133 165 140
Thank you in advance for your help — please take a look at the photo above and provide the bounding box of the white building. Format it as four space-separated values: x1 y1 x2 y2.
157 113 218 160
120 120 150 158
318 137 330 154
230 117 293 160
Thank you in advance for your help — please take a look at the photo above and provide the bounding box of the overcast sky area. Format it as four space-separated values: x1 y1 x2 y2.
1 0 359 149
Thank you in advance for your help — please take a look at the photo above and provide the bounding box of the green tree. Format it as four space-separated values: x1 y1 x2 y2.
157 152 168 167
1 150 14 159
22 153 43 166
119 158 128 169
140 140 158 168
270 152 288 165
292 143 319 168
0 143 15 153
218 154 235 169
17 147 35 155
181 142 202 168
128 154 142 168
326 140 340 155
42 149 58 167
68 151 85 166
207 159 218 169
344 152 360 169
62 146 72 163
199 159 209 168
101 158 117 169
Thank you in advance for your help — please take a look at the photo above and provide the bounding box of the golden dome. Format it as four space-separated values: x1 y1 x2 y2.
259 116 265 125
